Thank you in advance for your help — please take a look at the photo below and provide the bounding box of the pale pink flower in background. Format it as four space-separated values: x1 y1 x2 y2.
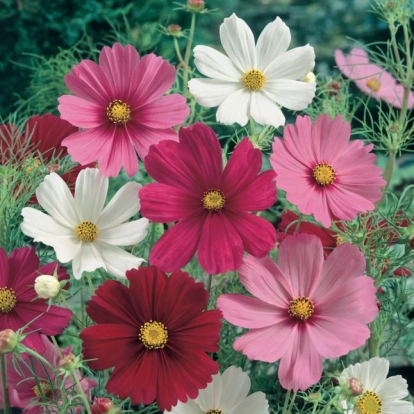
335 48 414 109
270 114 386 228
217 233 378 391
189 14 315 128
58 43 189 177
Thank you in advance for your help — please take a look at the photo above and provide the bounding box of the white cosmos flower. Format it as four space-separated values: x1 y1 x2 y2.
21 168 149 280
188 13 316 128
165 366 269 414
340 357 413 414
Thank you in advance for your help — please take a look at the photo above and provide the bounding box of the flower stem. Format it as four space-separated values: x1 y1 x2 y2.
71 370 92 414
282 389 291 414
86 272 94 297
24 347 55 370
249 117 257 137
1 354 10 414
173 37 186 67
182 12 197 96
382 149 396 193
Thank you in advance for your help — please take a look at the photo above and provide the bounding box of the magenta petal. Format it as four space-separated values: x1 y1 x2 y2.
197 213 243 274
0 249 9 285
139 183 202 222
7 247 38 289
225 210 276 257
149 214 205 272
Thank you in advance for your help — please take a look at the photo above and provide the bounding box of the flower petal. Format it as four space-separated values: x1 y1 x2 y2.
249 91 286 127
219 367 251 412
189 78 242 107
216 88 251 126
98 218 149 246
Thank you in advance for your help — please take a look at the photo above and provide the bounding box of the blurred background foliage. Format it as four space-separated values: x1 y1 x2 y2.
0 0 394 119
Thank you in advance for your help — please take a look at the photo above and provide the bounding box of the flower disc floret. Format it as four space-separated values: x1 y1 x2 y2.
107 100 131 125
0 287 17 313
202 189 225 211
32 381 53 398
312 163 335 186
288 296 314 321
139 321 168 349
366 78 381 92
242 69 266 91
356 391 382 414
204 410 224 414
75 221 98 242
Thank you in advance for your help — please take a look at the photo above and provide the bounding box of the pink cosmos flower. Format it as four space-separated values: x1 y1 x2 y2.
217 233 378 391
0 247 72 353
335 48 414 109
0 335 96 413
270 114 386 228
139 122 277 274
58 43 190 177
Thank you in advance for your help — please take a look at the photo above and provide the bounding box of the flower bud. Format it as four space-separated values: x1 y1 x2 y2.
47 163 61 174
348 377 363 396
58 352 79 371
166 24 183 37
186 0 205 12
302 72 316 83
0 329 18 355
327 80 341 96
34 275 61 299
91 397 120 414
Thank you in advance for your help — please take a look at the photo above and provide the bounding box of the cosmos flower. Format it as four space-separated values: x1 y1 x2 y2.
139 122 277 275
271 114 386 228
165 366 269 414
335 48 414 109
339 357 413 414
21 168 149 279
217 233 378 391
0 247 71 353
188 14 315 127
80 266 222 411
58 43 189 177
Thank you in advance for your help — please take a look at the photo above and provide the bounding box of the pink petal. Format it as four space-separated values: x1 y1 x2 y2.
7 247 38 289
149 214 205 272
197 213 243 274
0 248 9 286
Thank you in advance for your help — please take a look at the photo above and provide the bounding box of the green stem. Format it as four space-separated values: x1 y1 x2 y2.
205 274 213 310
173 37 186 67
71 370 92 414
50 337 68 408
24 347 55 370
282 389 291 414
182 12 197 96
382 149 396 193
287 391 297 413
249 117 257 137
86 273 94 298
368 333 380 358
1 354 10 414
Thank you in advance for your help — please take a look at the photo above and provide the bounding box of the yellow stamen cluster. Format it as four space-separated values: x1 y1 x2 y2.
242 69 266 91
75 221 98 242
366 78 381 92
204 410 225 414
23 158 42 173
139 320 168 349
356 390 382 414
0 287 17 313
202 189 226 211
32 381 53 398
312 163 335 186
107 99 131 125
288 296 314 321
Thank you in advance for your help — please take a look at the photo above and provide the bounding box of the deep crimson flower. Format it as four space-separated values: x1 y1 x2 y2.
58 43 189 177
0 247 72 352
80 266 222 411
139 122 277 274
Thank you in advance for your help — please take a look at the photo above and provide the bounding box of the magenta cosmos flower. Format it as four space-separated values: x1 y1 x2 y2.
80 266 222 411
0 247 71 352
270 114 386 228
335 48 414 109
217 233 379 391
139 122 277 274
58 43 190 177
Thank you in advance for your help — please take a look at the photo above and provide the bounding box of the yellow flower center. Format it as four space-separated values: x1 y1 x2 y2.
202 189 225 211
356 390 382 414
107 99 131 125
366 78 381 92
312 163 335 186
23 158 41 173
336 234 345 245
0 287 17 313
32 381 53 398
242 69 266 91
288 296 314 321
75 221 98 242
139 320 168 349
204 410 225 414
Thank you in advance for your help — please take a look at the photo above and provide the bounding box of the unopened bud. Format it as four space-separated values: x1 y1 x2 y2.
408 234 414 249
376 300 382 311
91 397 120 414
0 329 18 355
302 72 316 83
327 81 341 96
58 352 78 371
166 24 183 36
47 163 60 174
34 275 61 299
186 0 205 12
348 377 363 396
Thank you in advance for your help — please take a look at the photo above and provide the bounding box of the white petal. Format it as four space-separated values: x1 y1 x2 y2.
189 78 242 107
94 241 145 278
361 358 389 392
382 400 413 414
249 91 286 127
74 168 108 221
265 79 316 110
231 392 269 414
36 172 78 228
216 89 251 126
166 399 203 414
219 367 250 412
378 375 409 403
220 14 256 72
256 17 291 71
21 207 81 263
98 218 149 246
196 373 221 412
193 45 241 81
98 182 142 229
71 242 106 280
265 45 315 80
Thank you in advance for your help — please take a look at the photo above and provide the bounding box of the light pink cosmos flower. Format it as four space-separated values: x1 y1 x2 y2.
217 233 378 391
270 114 386 228
58 43 190 177
335 48 414 109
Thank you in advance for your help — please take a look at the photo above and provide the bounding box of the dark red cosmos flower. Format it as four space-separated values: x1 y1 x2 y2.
139 122 277 275
0 247 72 353
80 266 222 411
